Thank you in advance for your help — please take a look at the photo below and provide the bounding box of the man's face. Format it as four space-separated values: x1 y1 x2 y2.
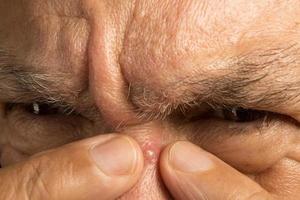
0 0 300 199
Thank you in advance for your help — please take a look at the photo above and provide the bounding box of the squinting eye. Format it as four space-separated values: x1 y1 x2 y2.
6 102 75 116
24 102 61 115
215 107 267 122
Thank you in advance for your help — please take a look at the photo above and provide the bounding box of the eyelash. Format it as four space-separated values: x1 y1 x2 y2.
5 102 268 124
181 104 268 123
6 102 76 116
212 107 267 123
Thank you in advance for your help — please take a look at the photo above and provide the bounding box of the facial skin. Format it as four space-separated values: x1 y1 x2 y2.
0 0 300 199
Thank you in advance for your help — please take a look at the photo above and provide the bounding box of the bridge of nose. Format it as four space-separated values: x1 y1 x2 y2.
87 0 141 127
87 0 218 127
85 2 206 199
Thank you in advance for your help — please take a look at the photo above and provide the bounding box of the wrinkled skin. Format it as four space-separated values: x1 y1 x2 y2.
0 0 300 199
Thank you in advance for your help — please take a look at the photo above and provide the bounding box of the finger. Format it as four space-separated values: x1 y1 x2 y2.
0 134 144 200
160 141 273 200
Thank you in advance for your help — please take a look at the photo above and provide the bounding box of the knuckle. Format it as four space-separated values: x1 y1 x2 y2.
20 156 53 200
226 188 272 200
245 190 272 200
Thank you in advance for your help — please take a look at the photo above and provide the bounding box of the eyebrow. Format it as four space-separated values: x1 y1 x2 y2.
1 44 300 120
202 44 300 107
0 54 78 110
129 43 300 119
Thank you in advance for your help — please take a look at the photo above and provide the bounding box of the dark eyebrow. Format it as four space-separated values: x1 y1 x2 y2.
129 43 300 119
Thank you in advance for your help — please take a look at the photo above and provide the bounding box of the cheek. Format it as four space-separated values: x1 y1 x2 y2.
257 158 300 197
0 108 97 162
199 120 298 174
0 104 29 166
1 145 29 167
0 103 8 158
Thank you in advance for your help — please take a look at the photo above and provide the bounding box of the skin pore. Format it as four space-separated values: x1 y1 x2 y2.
0 0 300 199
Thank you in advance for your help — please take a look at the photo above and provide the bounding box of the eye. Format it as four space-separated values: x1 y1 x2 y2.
214 107 267 122
6 102 74 116
24 102 61 115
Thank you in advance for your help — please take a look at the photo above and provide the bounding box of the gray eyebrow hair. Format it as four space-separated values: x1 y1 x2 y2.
129 43 300 120
1 44 300 121
0 44 83 105
199 44 300 106
0 63 78 110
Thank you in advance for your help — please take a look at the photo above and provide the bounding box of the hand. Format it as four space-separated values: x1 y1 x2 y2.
0 135 143 200
160 141 284 200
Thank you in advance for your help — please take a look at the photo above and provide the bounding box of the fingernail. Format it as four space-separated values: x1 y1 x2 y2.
91 136 138 176
169 141 214 173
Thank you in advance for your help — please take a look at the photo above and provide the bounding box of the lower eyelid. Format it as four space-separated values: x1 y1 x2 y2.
7 105 84 131
5 109 95 151
193 115 298 172
185 112 274 138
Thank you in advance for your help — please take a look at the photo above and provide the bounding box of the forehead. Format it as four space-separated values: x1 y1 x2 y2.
120 0 300 92
0 0 89 81
128 0 300 54
1 1 299 64
0 0 300 93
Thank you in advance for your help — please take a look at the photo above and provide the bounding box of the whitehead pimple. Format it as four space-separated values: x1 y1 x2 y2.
142 141 161 164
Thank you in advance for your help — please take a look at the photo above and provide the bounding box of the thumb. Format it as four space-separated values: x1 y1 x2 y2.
160 141 273 200
0 134 143 200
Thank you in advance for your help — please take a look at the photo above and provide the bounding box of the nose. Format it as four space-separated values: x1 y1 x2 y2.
117 122 175 200
88 24 138 127
87 3 176 199
87 0 209 128
87 0 142 128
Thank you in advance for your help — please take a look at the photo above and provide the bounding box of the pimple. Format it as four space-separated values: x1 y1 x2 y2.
142 141 162 164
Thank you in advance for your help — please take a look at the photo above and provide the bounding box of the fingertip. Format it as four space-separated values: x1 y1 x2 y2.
23 134 145 200
168 141 214 173
90 135 144 177
160 141 271 200
86 135 144 199
160 141 215 180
